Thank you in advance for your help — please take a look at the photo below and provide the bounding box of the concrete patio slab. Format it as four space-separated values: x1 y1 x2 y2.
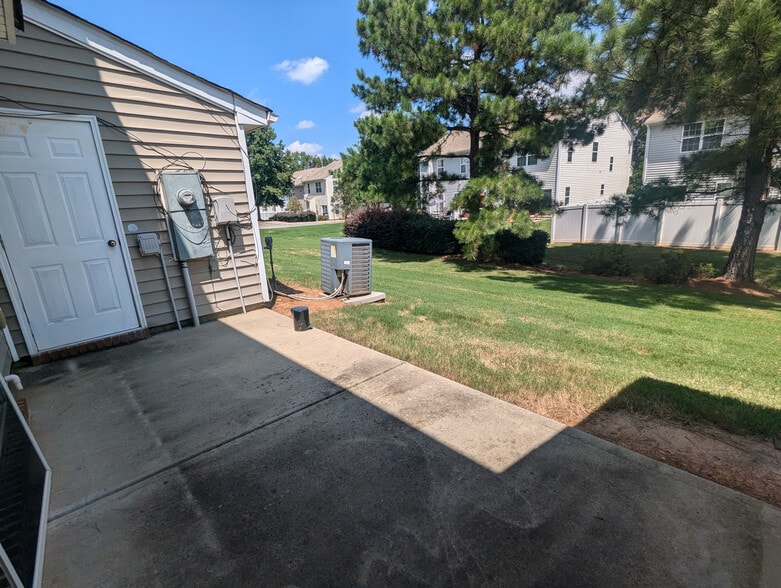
17 309 781 586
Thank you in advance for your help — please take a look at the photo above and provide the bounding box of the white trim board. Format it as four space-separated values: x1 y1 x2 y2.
23 0 275 129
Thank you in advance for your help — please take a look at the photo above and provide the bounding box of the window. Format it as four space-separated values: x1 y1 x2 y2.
564 187 570 205
460 157 468 175
592 142 599 162
516 154 538 167
682 120 725 152
321 205 328 216
315 181 323 194
436 159 445 174
567 143 574 162
600 184 605 195
305 184 311 195
609 156 614 171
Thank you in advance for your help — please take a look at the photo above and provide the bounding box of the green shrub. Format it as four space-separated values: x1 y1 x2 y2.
645 251 695 284
581 246 632 277
495 229 548 265
401 215 460 255
695 262 721 279
270 211 317 222
344 208 460 255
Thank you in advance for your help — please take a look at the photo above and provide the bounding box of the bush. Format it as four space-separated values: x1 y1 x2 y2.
495 229 548 265
581 246 632 277
645 251 695 284
270 211 317 223
344 208 460 255
401 215 460 255
695 262 721 279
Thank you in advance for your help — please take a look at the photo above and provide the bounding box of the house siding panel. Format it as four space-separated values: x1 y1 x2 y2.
0 23 264 359
556 113 633 204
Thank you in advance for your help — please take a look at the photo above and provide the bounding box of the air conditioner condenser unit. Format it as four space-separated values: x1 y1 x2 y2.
320 237 372 297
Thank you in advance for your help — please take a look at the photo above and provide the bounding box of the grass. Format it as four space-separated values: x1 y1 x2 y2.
263 223 781 438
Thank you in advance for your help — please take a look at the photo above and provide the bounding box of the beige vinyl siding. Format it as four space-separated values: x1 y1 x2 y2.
514 150 558 192
0 0 14 44
0 23 264 359
644 122 685 184
0 1 7 42
556 113 633 205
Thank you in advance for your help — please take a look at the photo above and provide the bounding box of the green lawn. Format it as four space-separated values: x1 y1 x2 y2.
262 224 781 438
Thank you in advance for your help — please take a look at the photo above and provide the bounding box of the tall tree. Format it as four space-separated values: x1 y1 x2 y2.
287 152 336 172
246 126 293 208
355 0 606 255
601 0 781 283
355 0 604 178
340 110 442 209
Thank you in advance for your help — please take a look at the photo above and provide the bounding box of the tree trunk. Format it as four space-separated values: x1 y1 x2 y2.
722 140 770 283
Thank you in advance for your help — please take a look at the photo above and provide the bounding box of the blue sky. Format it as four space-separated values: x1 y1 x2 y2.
53 0 382 158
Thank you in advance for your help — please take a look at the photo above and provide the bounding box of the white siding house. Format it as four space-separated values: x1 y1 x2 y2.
643 112 743 192
291 160 342 219
419 112 633 213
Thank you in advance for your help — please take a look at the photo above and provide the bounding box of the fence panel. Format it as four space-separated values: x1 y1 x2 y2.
658 203 715 247
552 207 584 242
551 200 779 251
583 205 616 243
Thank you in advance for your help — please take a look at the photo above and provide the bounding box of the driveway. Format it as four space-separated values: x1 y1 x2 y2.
18 309 781 586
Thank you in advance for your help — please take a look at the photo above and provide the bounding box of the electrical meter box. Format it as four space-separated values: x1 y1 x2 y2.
212 196 238 225
320 237 372 296
158 171 214 260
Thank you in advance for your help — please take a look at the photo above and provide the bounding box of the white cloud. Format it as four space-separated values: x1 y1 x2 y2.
287 141 324 155
349 103 373 119
296 120 316 130
274 57 329 85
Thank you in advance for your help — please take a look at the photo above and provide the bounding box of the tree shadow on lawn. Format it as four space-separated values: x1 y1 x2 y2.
486 271 781 312
372 249 453 265
587 377 781 440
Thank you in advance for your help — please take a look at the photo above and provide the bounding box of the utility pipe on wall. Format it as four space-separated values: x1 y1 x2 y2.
179 261 200 327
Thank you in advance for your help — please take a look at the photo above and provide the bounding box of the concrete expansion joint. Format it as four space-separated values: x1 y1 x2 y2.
48 360 408 524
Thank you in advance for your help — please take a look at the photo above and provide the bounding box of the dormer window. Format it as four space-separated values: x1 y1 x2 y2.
516 154 538 167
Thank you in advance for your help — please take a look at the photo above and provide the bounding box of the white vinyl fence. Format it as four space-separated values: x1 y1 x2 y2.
551 199 781 252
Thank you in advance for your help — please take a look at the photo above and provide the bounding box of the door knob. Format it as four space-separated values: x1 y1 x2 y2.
107 239 117 247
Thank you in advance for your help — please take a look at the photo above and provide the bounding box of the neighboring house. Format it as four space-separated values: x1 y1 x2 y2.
643 112 742 195
419 132 471 216
419 112 633 213
0 0 276 362
291 160 343 219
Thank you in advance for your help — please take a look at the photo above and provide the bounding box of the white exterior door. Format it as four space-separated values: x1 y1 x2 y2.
0 113 140 352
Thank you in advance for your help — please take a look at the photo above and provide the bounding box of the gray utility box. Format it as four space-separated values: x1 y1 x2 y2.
320 237 372 297
158 171 214 261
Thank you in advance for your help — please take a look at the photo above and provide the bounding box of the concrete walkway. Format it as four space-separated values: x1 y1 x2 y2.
18 309 781 586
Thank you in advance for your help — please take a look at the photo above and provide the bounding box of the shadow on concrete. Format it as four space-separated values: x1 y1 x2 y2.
17 314 780 585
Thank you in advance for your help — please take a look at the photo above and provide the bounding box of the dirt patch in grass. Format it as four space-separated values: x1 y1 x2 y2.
268 282 780 508
577 410 781 509
690 277 780 299
266 284 346 317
